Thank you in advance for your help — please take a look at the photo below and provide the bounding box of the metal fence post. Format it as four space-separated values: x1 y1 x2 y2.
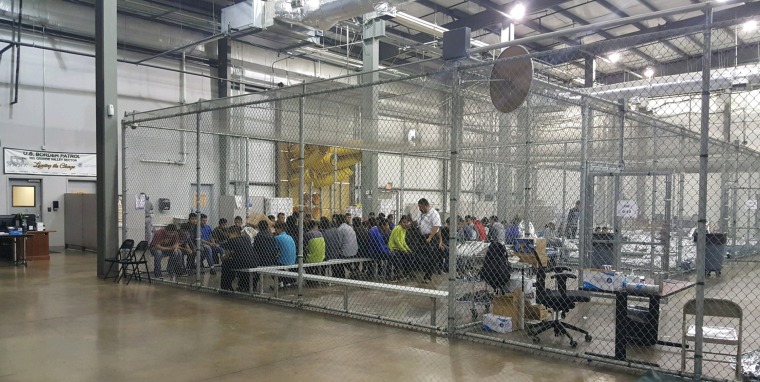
245 137 250 219
561 142 567 251
297 96 306 300
664 174 673 276
448 64 463 335
578 97 590 282
694 6 713 379
121 123 128 242
195 101 202 285
614 99 625 271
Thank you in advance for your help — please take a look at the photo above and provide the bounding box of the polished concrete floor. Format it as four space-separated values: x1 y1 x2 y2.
0 250 640 382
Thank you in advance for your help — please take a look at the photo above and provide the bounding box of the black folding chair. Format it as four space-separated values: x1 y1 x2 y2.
104 239 135 281
121 240 152 285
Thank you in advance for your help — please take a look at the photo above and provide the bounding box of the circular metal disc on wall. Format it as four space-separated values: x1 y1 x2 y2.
489 45 533 113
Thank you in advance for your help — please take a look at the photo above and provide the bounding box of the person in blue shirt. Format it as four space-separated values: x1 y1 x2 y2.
368 218 397 279
199 214 221 273
505 217 521 245
273 221 296 266
368 218 392 257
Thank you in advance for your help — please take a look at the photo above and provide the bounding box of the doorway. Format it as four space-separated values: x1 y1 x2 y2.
8 178 43 220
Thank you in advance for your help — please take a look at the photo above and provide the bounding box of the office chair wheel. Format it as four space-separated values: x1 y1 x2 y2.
471 309 478 320
532 337 540 344
569 340 578 348
584 334 592 342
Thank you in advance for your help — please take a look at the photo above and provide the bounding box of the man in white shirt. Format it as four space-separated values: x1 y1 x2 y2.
417 198 444 282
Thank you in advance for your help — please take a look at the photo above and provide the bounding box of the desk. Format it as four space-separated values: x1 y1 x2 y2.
0 234 31 266
26 231 55 260
583 279 695 365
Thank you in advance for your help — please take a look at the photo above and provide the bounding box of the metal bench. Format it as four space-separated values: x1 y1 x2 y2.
256 268 448 327
233 257 375 295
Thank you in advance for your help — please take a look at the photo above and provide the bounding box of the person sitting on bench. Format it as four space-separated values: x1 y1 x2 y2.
219 229 256 292
274 222 296 266
303 220 325 264
388 215 413 278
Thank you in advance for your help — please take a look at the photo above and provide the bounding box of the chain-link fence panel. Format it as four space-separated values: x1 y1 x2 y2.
119 11 760 380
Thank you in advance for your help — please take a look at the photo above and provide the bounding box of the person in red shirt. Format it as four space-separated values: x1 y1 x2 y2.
149 224 185 277
473 218 487 241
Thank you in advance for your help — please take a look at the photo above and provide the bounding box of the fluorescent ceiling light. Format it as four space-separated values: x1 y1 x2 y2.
608 52 621 63
510 3 526 20
395 12 448 38
743 20 757 32
644 67 655 78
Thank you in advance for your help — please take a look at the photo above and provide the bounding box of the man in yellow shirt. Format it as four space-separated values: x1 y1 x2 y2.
388 215 412 279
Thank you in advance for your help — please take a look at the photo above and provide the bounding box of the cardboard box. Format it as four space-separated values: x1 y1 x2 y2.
582 269 625 292
482 313 513 333
525 303 551 321
514 238 548 267
492 288 523 329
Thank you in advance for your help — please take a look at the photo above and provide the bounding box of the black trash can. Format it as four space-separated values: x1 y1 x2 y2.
623 305 658 346
590 233 615 269
693 233 727 275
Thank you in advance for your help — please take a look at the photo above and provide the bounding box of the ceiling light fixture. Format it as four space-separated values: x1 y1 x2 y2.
608 52 621 63
644 67 655 78
743 20 757 32
510 3 526 21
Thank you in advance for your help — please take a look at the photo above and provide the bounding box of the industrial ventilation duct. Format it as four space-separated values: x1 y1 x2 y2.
274 0 408 30
222 0 408 32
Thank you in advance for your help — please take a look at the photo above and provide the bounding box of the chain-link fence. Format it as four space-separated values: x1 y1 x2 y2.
122 9 760 381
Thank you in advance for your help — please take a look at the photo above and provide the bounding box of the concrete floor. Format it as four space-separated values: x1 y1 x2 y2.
0 250 640 382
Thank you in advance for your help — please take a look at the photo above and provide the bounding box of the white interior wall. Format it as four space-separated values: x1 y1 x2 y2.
0 31 211 247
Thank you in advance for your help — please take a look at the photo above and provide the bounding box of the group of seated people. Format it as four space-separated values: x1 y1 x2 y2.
450 215 564 248
147 204 563 292
149 213 227 278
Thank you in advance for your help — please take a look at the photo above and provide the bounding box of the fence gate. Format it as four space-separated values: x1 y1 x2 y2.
727 185 760 260
583 171 676 276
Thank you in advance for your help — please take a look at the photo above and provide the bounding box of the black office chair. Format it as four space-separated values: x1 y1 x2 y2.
478 241 511 294
526 252 592 348
104 239 135 281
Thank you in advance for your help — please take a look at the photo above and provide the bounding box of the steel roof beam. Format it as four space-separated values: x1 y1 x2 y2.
592 0 689 58
637 0 704 48
441 0 577 31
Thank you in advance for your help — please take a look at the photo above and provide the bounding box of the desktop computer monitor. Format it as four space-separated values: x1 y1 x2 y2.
0 215 37 232
0 215 16 233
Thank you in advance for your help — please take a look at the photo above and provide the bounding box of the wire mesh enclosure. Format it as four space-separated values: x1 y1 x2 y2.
122 13 760 381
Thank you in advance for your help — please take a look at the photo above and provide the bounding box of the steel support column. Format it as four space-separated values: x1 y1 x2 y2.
584 55 596 88
217 38 231 196
360 16 384 217
95 1 119 277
